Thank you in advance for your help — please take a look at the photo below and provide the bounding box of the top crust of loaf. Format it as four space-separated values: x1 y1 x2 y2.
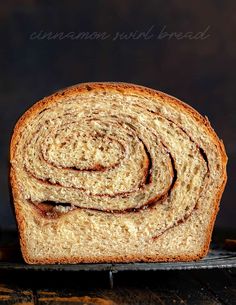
10 82 227 264
11 82 227 161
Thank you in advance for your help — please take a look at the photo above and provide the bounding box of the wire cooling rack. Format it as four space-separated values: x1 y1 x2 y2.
0 245 235 272
1 232 235 288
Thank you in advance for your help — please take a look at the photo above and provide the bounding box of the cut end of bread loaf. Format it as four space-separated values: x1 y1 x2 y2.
10 82 227 264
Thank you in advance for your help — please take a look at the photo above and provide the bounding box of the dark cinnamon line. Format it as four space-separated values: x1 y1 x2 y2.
24 137 173 198
137 136 152 184
41 134 126 172
168 153 177 194
151 150 210 241
24 166 159 198
144 115 210 241
41 152 120 173
151 169 210 241
30 192 169 219
29 148 178 219
24 118 158 195
151 152 211 241
137 105 208 159
25 127 177 216
151 204 199 241
25 154 174 205
199 147 209 171
145 109 210 170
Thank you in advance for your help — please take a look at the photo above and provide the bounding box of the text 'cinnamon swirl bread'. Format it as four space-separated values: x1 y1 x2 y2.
10 82 227 264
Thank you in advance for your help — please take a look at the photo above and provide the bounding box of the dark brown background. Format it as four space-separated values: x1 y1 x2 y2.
0 1 235 230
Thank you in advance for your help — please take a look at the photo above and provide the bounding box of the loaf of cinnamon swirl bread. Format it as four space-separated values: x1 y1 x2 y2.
10 82 227 264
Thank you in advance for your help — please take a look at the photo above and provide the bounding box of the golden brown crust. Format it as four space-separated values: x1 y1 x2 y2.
23 252 206 264
10 82 227 264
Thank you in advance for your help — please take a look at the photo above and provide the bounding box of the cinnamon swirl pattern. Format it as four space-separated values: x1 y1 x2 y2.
10 83 227 263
